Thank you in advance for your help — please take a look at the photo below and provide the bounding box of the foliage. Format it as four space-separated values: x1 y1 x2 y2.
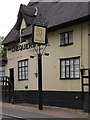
0 36 7 58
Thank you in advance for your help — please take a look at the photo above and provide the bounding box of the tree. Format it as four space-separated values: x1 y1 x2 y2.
0 36 6 58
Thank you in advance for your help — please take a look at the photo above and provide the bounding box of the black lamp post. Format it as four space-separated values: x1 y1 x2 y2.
31 24 48 110
30 49 49 110
30 46 43 110
38 46 43 110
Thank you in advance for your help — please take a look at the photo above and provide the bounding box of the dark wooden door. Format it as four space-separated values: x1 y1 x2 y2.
9 68 14 87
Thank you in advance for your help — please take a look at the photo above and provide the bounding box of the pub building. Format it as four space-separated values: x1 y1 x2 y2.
2 2 90 112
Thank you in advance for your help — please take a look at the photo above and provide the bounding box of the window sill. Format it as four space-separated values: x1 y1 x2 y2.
18 79 28 81
60 78 80 80
60 43 73 47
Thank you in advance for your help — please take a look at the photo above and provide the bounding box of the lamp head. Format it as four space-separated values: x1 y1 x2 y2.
30 56 35 59
45 53 49 56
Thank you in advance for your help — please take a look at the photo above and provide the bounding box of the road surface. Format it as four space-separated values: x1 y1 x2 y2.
1 103 89 120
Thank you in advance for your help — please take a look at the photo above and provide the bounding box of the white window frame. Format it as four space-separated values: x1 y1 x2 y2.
60 57 80 79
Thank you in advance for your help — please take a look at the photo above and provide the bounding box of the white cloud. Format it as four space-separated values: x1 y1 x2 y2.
0 0 89 37
0 0 30 37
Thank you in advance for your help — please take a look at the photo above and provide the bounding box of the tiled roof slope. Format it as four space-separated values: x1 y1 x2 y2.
3 2 90 45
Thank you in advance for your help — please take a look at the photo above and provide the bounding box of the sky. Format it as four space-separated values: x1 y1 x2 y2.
0 0 89 37
0 0 30 37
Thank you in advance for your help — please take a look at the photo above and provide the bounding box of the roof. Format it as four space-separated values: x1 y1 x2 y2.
3 2 90 45
3 26 20 45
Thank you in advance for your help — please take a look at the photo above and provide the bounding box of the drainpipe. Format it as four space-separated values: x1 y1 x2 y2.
80 23 83 69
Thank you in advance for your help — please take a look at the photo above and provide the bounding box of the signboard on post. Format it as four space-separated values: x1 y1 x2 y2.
32 25 47 45
31 24 48 110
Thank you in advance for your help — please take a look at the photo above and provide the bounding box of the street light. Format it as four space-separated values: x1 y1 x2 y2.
31 24 48 110
30 47 47 110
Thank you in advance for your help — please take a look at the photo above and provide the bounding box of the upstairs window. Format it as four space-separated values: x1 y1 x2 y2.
60 31 73 46
20 28 26 43
60 57 80 79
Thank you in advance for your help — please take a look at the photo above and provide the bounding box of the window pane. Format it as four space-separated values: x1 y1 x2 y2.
66 66 69 72
0 72 2 76
19 68 21 72
26 76 28 80
69 32 73 44
75 72 79 78
74 67 79 78
0 67 2 71
26 72 28 79
61 60 65 78
22 61 24 66
66 66 69 78
66 73 69 78
70 59 73 65
74 59 79 65
19 71 21 76
23 73 25 79
70 59 73 71
61 73 65 78
0 66 5 77
25 60 28 66
66 60 69 65
61 66 65 78
70 72 73 78
19 75 21 80
65 33 68 44
22 72 25 79
74 59 79 72
70 59 73 78
75 65 79 71
22 67 25 72
60 34 64 45
19 62 21 67
61 60 65 65
25 67 28 71
62 66 65 72
74 58 80 78
0 77 2 81
21 28 25 34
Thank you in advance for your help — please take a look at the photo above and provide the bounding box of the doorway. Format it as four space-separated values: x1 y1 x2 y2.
9 68 14 87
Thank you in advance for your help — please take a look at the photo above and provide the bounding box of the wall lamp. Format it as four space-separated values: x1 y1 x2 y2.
44 53 49 56
25 85 28 89
30 56 35 59
30 53 49 58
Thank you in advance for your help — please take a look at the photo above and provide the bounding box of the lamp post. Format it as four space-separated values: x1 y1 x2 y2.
31 24 48 110
38 46 43 110
30 46 49 110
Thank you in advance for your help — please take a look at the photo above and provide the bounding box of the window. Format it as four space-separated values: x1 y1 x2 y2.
20 28 26 43
0 66 5 81
60 57 80 79
60 31 73 46
18 59 28 80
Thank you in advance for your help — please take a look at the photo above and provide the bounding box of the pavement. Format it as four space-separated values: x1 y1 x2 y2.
1 102 90 119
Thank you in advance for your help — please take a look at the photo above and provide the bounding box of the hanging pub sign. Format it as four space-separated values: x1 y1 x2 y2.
32 24 47 45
